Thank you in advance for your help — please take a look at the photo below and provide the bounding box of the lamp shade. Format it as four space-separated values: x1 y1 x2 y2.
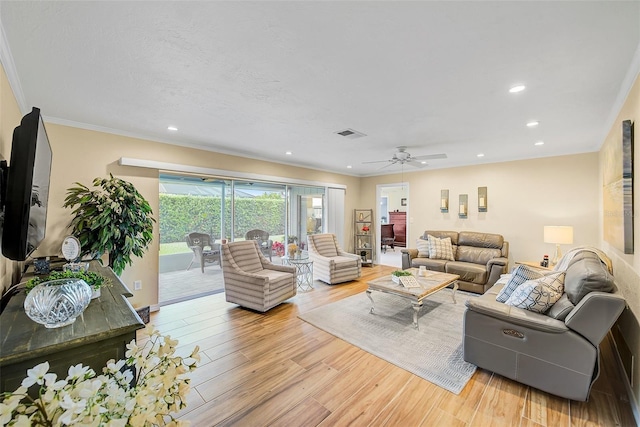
543 226 574 244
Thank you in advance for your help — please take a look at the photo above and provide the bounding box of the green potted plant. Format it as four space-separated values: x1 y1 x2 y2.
63 174 155 275
25 269 111 299
391 269 413 284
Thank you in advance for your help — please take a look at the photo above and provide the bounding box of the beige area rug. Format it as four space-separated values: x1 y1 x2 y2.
298 288 477 394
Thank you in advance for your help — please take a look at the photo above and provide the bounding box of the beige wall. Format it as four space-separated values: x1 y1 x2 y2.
359 153 600 266
21 123 361 310
0 64 26 292
599 71 640 405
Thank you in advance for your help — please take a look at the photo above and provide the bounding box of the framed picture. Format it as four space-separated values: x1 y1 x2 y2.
603 120 634 254
401 198 407 206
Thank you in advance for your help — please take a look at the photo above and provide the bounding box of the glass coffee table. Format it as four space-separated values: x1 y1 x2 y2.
281 251 313 291
366 268 459 329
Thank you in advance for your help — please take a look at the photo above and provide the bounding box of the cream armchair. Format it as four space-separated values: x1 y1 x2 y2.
221 240 296 312
307 233 361 284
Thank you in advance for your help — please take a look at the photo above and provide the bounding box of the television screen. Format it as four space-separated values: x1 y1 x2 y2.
1 107 52 261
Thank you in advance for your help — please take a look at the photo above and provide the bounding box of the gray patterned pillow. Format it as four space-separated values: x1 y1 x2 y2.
495 264 545 303
505 272 565 313
416 239 429 257
427 234 454 261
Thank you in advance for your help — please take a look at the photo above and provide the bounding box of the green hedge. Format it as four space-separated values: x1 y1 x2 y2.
159 194 285 243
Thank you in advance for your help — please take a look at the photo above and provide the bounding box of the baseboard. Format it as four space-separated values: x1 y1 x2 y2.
609 330 640 426
150 304 160 312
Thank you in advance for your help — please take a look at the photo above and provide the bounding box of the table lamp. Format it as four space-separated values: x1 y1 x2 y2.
543 226 574 265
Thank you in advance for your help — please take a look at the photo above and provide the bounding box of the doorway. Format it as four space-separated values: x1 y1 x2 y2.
376 183 408 267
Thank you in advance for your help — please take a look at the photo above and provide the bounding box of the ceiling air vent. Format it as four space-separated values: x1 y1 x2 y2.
335 128 367 139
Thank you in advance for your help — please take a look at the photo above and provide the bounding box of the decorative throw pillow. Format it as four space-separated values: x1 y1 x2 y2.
495 264 545 303
427 234 455 261
416 239 430 257
504 272 566 314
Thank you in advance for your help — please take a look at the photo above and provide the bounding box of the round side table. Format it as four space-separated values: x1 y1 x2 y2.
282 251 314 291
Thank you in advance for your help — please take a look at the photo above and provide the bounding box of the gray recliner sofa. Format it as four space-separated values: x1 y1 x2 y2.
463 249 626 401
401 230 509 294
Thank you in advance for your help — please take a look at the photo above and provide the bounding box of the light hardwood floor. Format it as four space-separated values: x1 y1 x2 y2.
145 265 637 426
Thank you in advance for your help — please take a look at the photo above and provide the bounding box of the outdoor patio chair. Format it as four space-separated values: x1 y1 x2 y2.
221 240 297 312
186 232 221 273
245 229 273 261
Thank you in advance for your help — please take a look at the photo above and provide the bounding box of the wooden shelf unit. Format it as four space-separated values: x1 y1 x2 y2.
354 209 374 266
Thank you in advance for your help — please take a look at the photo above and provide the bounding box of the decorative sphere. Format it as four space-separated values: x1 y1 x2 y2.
24 278 92 328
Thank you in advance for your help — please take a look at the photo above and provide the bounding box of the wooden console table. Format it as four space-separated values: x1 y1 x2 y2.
0 262 144 393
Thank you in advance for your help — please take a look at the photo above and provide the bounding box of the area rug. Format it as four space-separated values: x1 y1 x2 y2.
298 288 477 394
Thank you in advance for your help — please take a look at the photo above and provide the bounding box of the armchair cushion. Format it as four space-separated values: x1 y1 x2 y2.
427 234 455 260
312 234 339 257
331 255 360 270
226 240 263 273
504 272 565 313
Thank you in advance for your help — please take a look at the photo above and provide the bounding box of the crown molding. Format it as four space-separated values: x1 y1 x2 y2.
0 18 28 114
602 40 640 145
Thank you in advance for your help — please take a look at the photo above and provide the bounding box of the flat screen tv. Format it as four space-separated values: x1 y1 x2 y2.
0 107 52 261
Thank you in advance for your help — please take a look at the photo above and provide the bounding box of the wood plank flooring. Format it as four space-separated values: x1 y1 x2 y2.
145 265 637 426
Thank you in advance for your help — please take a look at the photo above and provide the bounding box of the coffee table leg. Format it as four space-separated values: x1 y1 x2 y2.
366 289 375 314
451 281 459 304
412 301 422 329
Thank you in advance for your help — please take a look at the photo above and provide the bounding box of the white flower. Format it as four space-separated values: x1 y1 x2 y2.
0 326 198 425
59 394 87 425
67 363 91 381
21 362 50 388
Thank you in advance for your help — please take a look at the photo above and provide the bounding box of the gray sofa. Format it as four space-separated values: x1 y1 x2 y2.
463 250 626 401
401 230 509 294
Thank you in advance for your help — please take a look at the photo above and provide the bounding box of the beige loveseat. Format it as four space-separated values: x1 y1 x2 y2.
401 230 509 294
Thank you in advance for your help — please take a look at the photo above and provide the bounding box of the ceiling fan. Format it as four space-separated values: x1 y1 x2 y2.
363 146 447 168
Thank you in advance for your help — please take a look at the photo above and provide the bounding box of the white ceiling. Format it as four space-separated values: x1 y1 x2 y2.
1 1 639 177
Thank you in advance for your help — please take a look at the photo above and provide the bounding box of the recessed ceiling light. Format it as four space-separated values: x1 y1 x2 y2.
285 151 292 155
509 85 526 93
167 126 178 131
477 153 485 158
534 141 544 146
347 165 352 169
526 121 539 127
420 161 427 164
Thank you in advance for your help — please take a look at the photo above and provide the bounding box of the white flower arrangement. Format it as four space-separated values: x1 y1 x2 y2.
0 326 200 426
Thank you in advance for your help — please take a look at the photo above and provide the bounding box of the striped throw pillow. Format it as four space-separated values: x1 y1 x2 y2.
496 264 545 303
416 239 430 257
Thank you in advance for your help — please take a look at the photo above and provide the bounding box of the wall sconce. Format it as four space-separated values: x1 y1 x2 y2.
459 194 468 218
440 190 449 213
544 226 574 265
478 187 487 212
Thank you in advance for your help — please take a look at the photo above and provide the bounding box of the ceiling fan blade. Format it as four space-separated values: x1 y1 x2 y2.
407 160 426 168
362 159 392 164
412 153 447 160
378 162 396 170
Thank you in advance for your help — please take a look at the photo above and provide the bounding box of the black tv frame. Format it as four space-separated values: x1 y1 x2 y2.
1 107 52 261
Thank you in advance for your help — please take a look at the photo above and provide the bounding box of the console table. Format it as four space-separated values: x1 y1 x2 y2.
0 262 144 393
